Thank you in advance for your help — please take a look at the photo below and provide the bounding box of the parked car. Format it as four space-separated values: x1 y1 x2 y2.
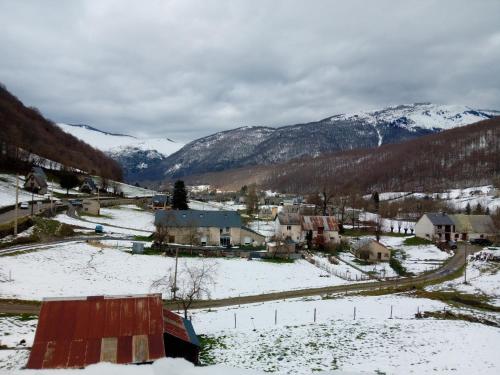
470 238 492 246
447 240 457 250
95 225 104 234
19 202 29 209
69 199 83 207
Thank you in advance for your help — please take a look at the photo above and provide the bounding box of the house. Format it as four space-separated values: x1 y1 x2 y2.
82 199 100 215
79 177 98 194
151 194 171 210
352 238 390 262
24 167 48 194
26 294 200 369
258 205 279 220
154 210 265 247
449 214 497 241
301 215 341 245
275 212 302 242
415 213 456 242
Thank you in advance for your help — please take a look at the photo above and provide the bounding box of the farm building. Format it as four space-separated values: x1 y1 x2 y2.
448 214 497 241
415 213 455 242
24 166 48 194
301 215 340 245
154 210 265 247
82 199 100 215
352 238 390 262
275 213 302 242
26 294 199 369
80 177 98 194
151 194 171 210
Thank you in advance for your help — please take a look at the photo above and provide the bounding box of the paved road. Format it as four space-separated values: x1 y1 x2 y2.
0 243 476 315
0 201 62 226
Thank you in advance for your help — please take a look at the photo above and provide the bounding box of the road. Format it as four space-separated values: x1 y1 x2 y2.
0 201 63 226
0 243 475 315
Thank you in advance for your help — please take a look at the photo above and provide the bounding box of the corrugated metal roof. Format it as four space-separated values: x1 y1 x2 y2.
26 294 166 369
155 210 242 228
301 216 339 231
163 310 200 347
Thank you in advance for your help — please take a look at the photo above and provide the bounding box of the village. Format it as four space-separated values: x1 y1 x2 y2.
0 168 499 374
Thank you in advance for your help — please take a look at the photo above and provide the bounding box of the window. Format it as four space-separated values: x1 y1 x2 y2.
286 225 291 230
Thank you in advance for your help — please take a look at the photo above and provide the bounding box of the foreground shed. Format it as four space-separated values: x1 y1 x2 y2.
26 294 199 369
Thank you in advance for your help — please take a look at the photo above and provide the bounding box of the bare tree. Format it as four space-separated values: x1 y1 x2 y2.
151 260 217 319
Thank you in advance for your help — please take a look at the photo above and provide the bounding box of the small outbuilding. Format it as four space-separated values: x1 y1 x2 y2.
24 167 48 195
26 294 199 369
352 238 390 262
82 199 100 215
80 177 98 194
151 194 171 210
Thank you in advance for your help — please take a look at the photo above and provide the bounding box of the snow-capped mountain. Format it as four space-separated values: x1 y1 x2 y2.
160 103 497 179
57 123 184 182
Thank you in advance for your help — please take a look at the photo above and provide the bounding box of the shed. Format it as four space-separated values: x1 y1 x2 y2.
352 238 390 262
26 294 199 369
132 242 145 254
163 309 200 365
82 199 100 215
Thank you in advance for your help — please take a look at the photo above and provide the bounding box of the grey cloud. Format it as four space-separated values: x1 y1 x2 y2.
0 0 499 142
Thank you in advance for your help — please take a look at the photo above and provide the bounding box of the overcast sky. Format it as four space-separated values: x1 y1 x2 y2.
1 0 499 142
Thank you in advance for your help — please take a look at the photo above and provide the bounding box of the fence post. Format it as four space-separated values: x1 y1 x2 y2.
314 308 317 323
275 309 277 325
390 305 393 319
234 313 237 329
353 307 356 320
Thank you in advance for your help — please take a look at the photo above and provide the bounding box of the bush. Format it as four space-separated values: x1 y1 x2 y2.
389 250 409 276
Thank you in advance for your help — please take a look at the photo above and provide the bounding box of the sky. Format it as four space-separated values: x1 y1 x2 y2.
0 0 499 142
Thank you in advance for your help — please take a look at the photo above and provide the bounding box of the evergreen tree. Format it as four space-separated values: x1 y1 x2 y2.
245 184 259 215
485 206 490 215
474 203 483 215
59 172 80 196
172 180 188 210
465 202 471 215
372 191 380 211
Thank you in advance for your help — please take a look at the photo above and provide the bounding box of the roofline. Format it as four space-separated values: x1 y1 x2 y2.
42 293 162 302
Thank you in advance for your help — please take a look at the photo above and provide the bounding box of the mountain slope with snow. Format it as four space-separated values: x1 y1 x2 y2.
57 123 184 183
160 103 496 179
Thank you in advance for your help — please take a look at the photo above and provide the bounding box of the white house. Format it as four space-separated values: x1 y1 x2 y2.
415 213 455 242
275 213 302 242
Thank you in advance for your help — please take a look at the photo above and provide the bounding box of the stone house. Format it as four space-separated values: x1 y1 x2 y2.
352 238 390 262
301 215 341 245
24 167 48 194
274 213 302 242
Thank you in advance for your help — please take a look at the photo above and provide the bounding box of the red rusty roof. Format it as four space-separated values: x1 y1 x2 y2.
301 216 339 231
163 309 200 347
26 294 166 369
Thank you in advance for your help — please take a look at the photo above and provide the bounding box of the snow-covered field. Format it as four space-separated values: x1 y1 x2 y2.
84 204 155 232
427 248 500 306
0 242 347 301
337 251 397 278
248 220 275 239
190 294 500 374
54 212 149 236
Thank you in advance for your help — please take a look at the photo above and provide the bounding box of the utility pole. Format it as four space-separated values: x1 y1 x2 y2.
14 173 19 236
172 247 179 300
30 181 34 216
464 241 468 284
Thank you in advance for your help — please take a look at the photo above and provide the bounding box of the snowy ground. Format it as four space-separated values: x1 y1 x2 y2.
0 242 348 301
84 204 155 232
337 251 397 278
190 294 500 374
189 200 246 211
427 248 500 306
248 220 275 239
53 212 149 236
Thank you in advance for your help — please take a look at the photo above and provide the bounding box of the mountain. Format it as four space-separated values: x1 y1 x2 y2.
160 103 497 179
0 84 122 180
57 123 184 182
184 116 500 194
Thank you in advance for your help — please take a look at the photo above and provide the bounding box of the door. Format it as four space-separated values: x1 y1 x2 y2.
377 252 382 260
220 236 230 247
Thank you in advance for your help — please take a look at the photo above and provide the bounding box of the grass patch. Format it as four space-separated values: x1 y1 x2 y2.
413 290 500 312
417 310 500 327
78 211 112 219
133 235 153 241
198 334 227 365
403 236 433 246
261 257 295 264
389 250 411 276
0 312 38 321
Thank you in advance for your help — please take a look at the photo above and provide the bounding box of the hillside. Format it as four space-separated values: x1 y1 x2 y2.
184 117 500 194
0 84 122 180
57 123 184 182
160 103 496 179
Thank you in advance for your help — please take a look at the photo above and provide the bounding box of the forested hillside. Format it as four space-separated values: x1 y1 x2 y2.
185 117 500 194
0 84 122 180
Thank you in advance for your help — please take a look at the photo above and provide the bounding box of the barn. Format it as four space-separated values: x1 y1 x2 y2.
26 294 199 369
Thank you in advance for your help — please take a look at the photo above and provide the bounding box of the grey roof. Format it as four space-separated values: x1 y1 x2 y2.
241 226 266 239
277 213 301 225
81 177 97 189
32 167 47 179
424 213 454 226
155 210 242 228
449 214 497 234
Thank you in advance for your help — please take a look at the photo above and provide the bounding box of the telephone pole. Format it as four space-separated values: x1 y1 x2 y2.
14 173 19 236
